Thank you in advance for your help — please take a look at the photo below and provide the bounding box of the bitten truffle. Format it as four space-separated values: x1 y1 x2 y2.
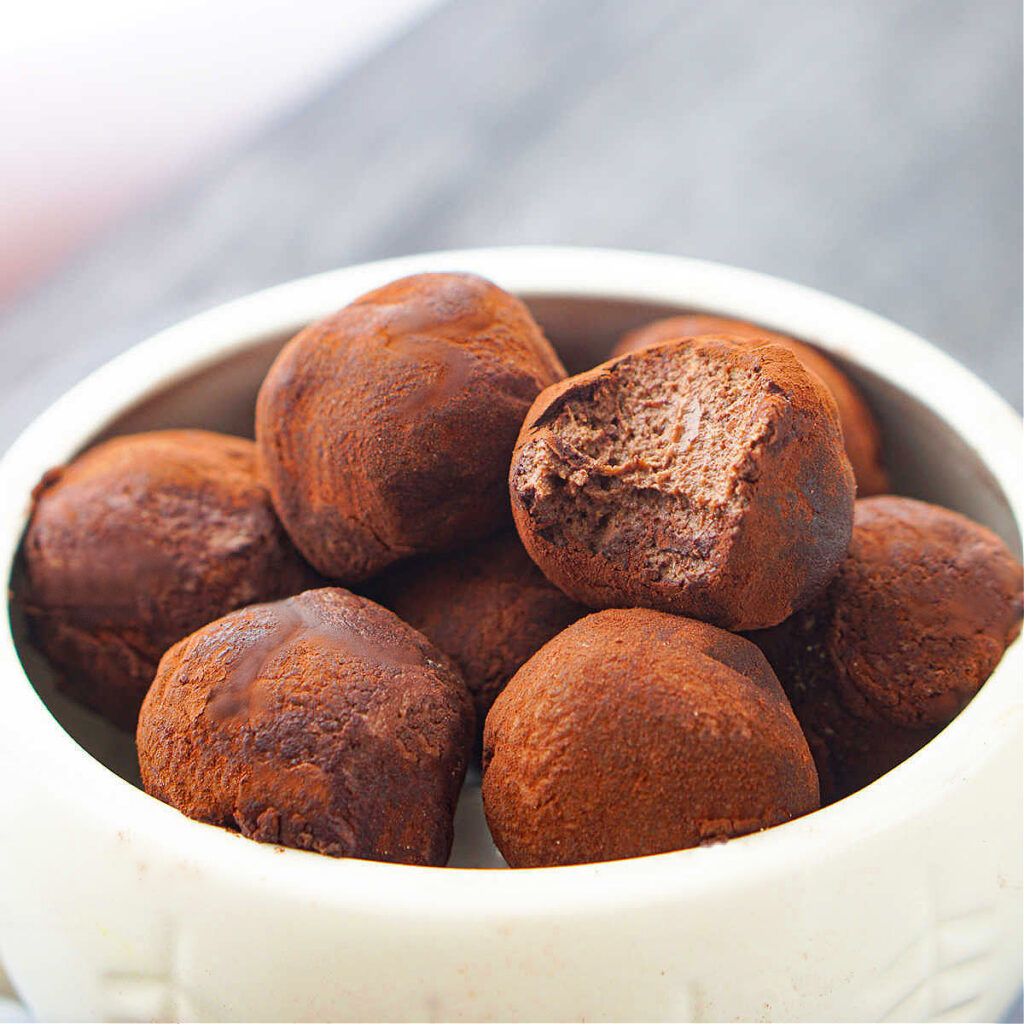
256 272 566 581
482 608 819 867
20 430 316 730
749 496 1024 802
614 314 889 496
371 531 586 723
137 588 475 865
509 337 856 631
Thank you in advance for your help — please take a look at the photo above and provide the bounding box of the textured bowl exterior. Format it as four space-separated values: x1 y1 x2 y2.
0 248 1020 1022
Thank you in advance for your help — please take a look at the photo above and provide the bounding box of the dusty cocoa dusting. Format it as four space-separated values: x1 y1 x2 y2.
749 496 1024 801
137 588 475 866
510 338 855 630
256 272 566 582
370 531 586 724
20 429 318 730
613 313 889 496
482 608 819 868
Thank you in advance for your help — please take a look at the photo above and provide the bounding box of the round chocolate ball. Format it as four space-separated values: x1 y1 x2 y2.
20 429 317 730
482 608 819 867
137 588 475 865
614 314 889 496
509 337 856 631
256 272 566 581
749 496 1024 801
371 531 586 723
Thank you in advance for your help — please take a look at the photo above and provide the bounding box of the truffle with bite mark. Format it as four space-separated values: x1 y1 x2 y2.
20 429 317 730
509 337 856 631
256 272 566 581
371 531 586 724
137 588 475 865
482 608 819 867
614 313 889 496
748 496 1023 801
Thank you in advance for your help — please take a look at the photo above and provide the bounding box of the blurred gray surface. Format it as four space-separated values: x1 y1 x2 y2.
0 0 1020 455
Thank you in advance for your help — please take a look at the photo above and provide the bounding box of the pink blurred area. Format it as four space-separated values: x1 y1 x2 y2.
0 0 442 305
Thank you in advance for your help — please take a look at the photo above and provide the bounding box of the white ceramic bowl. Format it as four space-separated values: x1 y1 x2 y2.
1 248 1021 1023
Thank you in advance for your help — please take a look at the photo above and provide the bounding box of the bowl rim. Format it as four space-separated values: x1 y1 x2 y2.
1 245 1021 915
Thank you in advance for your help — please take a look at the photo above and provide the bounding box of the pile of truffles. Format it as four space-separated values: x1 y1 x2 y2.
20 273 1023 868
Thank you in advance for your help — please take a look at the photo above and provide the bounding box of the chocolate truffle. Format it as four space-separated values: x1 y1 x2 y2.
509 337 856 631
749 496 1024 801
614 314 889 496
482 608 819 867
137 588 474 865
21 430 317 730
256 272 566 581
371 531 586 723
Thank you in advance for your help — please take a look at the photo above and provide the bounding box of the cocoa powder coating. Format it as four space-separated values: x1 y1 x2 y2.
614 313 889 495
749 496 1024 801
371 531 586 723
482 608 820 867
137 588 475 866
509 337 856 631
255 272 566 581
21 429 317 730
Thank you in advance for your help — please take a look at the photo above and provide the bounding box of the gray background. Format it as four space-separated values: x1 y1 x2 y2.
0 1 1020 1019
0 0 1020 453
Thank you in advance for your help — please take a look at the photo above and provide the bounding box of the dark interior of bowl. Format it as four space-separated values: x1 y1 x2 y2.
7 293 1021 869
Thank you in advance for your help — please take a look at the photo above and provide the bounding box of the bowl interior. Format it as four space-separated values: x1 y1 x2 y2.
7 292 1021 871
